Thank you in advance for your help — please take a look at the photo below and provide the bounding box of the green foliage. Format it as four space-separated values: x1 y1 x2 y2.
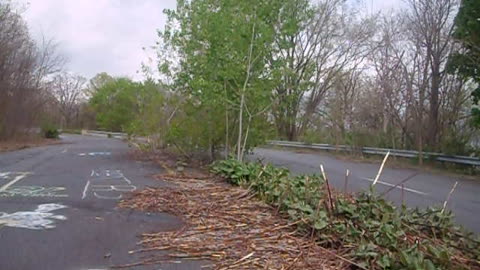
41 122 59 139
165 100 226 153
89 77 138 132
127 79 168 136
157 0 297 158
89 76 165 134
212 159 480 269
448 0 480 127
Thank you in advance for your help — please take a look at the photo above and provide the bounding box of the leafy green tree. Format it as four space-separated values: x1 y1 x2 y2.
158 0 286 159
89 78 138 131
129 79 171 139
87 72 114 97
448 0 480 127
89 77 164 133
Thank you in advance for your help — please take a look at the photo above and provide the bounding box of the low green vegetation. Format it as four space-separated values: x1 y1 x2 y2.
448 0 480 128
41 122 59 139
43 128 59 139
211 159 480 269
61 129 82 135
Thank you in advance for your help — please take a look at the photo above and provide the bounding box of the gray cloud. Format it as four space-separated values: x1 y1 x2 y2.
23 0 401 81
23 0 176 80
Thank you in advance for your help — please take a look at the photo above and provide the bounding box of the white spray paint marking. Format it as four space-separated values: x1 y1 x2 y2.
82 181 90 199
122 177 132 185
82 170 136 200
0 186 68 198
0 172 30 181
360 177 428 195
0 203 67 230
90 185 137 192
93 192 122 200
78 152 111 157
0 172 31 192
61 148 68 153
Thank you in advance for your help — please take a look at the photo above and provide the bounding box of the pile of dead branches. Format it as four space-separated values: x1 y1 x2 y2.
119 173 346 269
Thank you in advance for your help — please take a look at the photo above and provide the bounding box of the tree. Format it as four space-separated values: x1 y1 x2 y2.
89 77 165 133
51 72 86 128
270 0 375 141
405 0 460 150
89 77 139 132
0 1 64 139
158 0 284 160
87 72 114 97
448 0 480 127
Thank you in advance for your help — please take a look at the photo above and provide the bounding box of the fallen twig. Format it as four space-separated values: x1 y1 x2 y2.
372 151 390 186
441 181 458 215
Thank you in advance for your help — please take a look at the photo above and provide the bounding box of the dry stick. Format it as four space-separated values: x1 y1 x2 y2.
224 252 255 269
379 172 420 196
343 169 349 193
320 164 334 213
284 251 303 270
372 151 390 186
316 245 368 270
441 181 458 215
401 184 405 205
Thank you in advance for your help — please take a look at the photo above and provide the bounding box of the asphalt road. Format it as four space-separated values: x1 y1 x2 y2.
0 134 205 270
251 148 480 233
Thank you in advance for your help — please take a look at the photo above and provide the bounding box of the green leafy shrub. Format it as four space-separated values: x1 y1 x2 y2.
44 128 59 139
211 159 480 269
41 123 59 139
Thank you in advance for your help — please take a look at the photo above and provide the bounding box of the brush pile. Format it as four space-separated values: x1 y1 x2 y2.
119 173 343 269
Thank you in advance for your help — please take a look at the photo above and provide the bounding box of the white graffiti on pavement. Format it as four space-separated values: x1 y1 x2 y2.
0 203 67 230
0 172 31 192
78 152 111 157
82 170 136 200
0 186 68 198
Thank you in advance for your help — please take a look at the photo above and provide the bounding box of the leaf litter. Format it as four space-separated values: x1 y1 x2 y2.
118 173 344 269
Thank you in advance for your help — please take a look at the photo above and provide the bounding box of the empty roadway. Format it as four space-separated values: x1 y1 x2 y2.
0 134 205 270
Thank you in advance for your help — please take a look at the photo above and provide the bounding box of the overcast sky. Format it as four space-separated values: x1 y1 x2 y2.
22 0 400 81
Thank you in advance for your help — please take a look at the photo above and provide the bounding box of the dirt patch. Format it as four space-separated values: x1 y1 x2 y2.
118 173 345 269
0 137 62 152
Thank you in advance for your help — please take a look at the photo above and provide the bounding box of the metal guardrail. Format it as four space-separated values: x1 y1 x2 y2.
82 130 150 143
82 130 127 139
79 133 479 167
267 140 480 167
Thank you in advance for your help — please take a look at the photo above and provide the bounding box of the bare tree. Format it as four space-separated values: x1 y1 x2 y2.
271 0 375 140
308 1 472 157
0 2 66 139
51 73 87 128
405 0 459 150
